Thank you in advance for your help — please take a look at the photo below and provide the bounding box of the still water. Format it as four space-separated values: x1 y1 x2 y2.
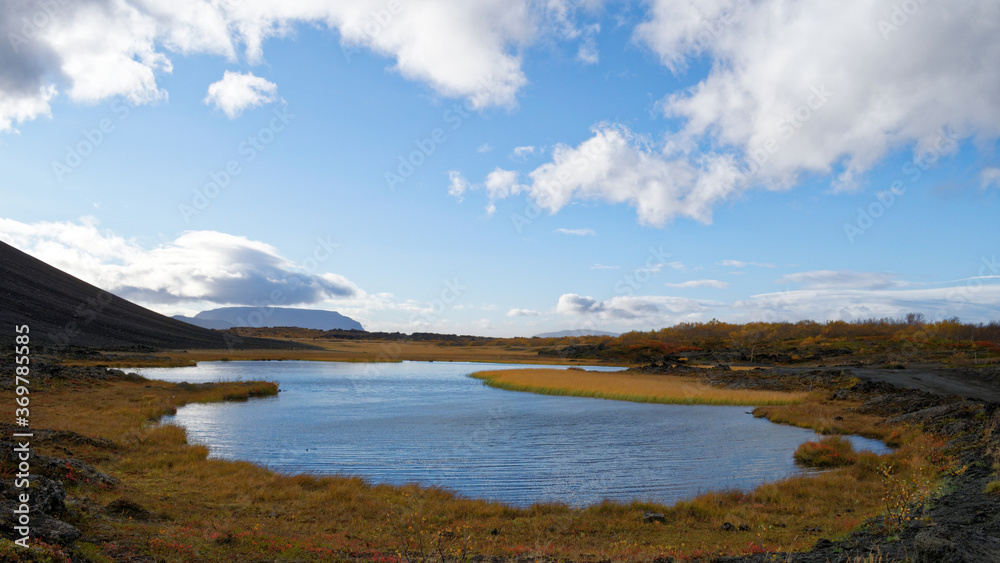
140 361 888 508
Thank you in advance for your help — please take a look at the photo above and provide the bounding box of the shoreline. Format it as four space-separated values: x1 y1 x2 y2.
3 357 997 562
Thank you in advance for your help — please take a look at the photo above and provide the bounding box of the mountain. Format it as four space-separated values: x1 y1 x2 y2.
0 240 313 351
533 329 620 338
174 306 364 331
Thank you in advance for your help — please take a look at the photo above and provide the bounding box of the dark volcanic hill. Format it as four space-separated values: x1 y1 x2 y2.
175 306 364 331
0 241 312 351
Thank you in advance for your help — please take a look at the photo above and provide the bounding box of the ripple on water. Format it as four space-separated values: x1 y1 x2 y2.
143 361 890 507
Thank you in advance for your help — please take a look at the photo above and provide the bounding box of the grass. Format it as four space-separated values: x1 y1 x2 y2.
471 368 809 406
0 370 952 562
794 436 859 468
63 340 632 368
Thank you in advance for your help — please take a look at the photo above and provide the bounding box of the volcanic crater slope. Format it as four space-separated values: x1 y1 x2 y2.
0 241 312 351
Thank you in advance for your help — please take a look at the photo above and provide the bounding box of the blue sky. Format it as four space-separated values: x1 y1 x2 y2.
1 0 998 336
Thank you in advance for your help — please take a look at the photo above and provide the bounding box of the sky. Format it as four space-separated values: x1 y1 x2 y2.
1 0 998 337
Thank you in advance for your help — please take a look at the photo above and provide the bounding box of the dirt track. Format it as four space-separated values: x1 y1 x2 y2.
841 364 1000 403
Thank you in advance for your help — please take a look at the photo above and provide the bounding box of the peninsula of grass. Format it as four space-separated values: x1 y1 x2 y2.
470 367 809 406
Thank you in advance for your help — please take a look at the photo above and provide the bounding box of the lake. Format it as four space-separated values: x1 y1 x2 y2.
139 360 889 508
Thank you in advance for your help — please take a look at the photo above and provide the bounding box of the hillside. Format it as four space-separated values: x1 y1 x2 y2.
0 241 312 351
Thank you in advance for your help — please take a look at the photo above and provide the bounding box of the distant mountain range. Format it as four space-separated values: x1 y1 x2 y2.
533 329 620 338
174 307 364 331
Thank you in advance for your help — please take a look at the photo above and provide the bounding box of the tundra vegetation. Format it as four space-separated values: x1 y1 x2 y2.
3 315 998 561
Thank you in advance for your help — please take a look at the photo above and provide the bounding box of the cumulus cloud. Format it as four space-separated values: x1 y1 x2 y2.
0 218 359 308
2 0 604 132
665 279 728 289
778 270 903 290
555 228 595 236
203 71 278 118
459 1 1000 225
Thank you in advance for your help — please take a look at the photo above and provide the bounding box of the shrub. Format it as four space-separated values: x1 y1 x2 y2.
794 436 857 468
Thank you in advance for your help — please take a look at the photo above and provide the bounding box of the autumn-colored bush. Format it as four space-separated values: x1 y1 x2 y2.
794 436 857 468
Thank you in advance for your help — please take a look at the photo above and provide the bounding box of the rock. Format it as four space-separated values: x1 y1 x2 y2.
33 455 119 488
914 528 953 562
642 512 666 523
28 476 67 515
0 498 80 545
813 538 833 549
914 528 1000 563
721 522 736 531
737 523 751 531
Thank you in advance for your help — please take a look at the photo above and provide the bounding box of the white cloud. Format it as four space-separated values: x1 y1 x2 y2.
3 0 606 132
641 0 1000 189
981 168 1000 191
507 308 541 317
477 143 493 153
576 23 600 64
0 218 359 308
665 279 729 289
734 283 1000 325
555 228 595 236
778 270 902 290
590 264 619 270
556 292 715 326
665 261 687 271
204 71 278 118
447 170 470 202
719 259 774 268
512 145 536 158
463 1 1000 225
483 167 525 214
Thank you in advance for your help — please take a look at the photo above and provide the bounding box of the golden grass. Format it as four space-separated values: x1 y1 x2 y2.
471 368 809 406
64 339 628 368
1 372 951 562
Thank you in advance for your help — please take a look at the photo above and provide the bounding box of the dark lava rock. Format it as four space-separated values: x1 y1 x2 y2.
642 512 666 523
813 538 833 549
0 500 81 545
33 454 120 489
914 528 1000 563
0 476 80 545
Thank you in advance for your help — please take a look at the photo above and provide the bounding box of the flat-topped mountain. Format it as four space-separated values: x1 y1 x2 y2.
174 306 364 331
